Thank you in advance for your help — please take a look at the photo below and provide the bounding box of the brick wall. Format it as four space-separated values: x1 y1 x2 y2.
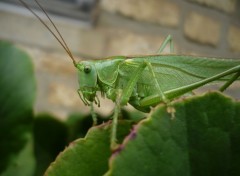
99 0 240 56
0 0 239 119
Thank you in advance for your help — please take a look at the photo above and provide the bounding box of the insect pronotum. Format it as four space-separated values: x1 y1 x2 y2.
18 0 240 149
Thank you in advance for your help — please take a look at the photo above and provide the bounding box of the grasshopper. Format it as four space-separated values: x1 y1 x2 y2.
19 0 240 149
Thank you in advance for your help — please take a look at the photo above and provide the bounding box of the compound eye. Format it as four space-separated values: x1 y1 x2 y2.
84 65 91 73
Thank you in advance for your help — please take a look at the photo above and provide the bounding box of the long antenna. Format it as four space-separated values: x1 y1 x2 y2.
18 0 77 66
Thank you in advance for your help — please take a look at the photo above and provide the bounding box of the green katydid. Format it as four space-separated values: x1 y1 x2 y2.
19 0 240 149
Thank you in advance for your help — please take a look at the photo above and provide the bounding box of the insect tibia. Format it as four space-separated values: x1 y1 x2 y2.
219 71 240 92
90 102 97 126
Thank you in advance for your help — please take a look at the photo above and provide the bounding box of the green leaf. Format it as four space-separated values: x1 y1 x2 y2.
0 41 36 174
45 121 133 176
105 92 240 176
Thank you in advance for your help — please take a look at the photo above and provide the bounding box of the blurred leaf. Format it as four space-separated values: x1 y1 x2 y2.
0 41 36 174
1 135 35 176
34 114 68 176
105 92 240 176
66 113 97 141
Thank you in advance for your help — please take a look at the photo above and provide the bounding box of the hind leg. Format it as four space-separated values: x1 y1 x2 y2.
157 35 174 54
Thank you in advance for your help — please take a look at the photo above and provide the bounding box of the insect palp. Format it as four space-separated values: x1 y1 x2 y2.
83 96 90 106
78 90 89 106
95 95 100 107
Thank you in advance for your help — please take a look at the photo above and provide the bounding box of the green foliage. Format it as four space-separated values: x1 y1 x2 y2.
0 41 36 175
34 114 69 176
106 93 240 176
0 41 240 176
44 93 240 176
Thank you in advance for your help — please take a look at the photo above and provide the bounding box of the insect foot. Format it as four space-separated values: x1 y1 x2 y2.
111 141 120 152
157 96 176 119
167 105 176 119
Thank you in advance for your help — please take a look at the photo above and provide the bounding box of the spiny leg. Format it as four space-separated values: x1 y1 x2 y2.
111 90 121 150
145 61 176 116
120 62 147 105
90 102 97 126
145 61 167 103
219 71 240 92
111 62 147 150
156 35 195 97
157 35 174 54
140 66 240 108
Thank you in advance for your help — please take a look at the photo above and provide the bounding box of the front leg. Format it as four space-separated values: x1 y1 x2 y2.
120 62 147 105
110 62 147 150
111 89 121 150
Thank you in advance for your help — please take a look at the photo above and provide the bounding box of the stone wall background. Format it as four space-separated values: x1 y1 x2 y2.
0 0 239 119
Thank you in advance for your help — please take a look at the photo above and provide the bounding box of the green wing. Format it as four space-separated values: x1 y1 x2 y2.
121 55 240 93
